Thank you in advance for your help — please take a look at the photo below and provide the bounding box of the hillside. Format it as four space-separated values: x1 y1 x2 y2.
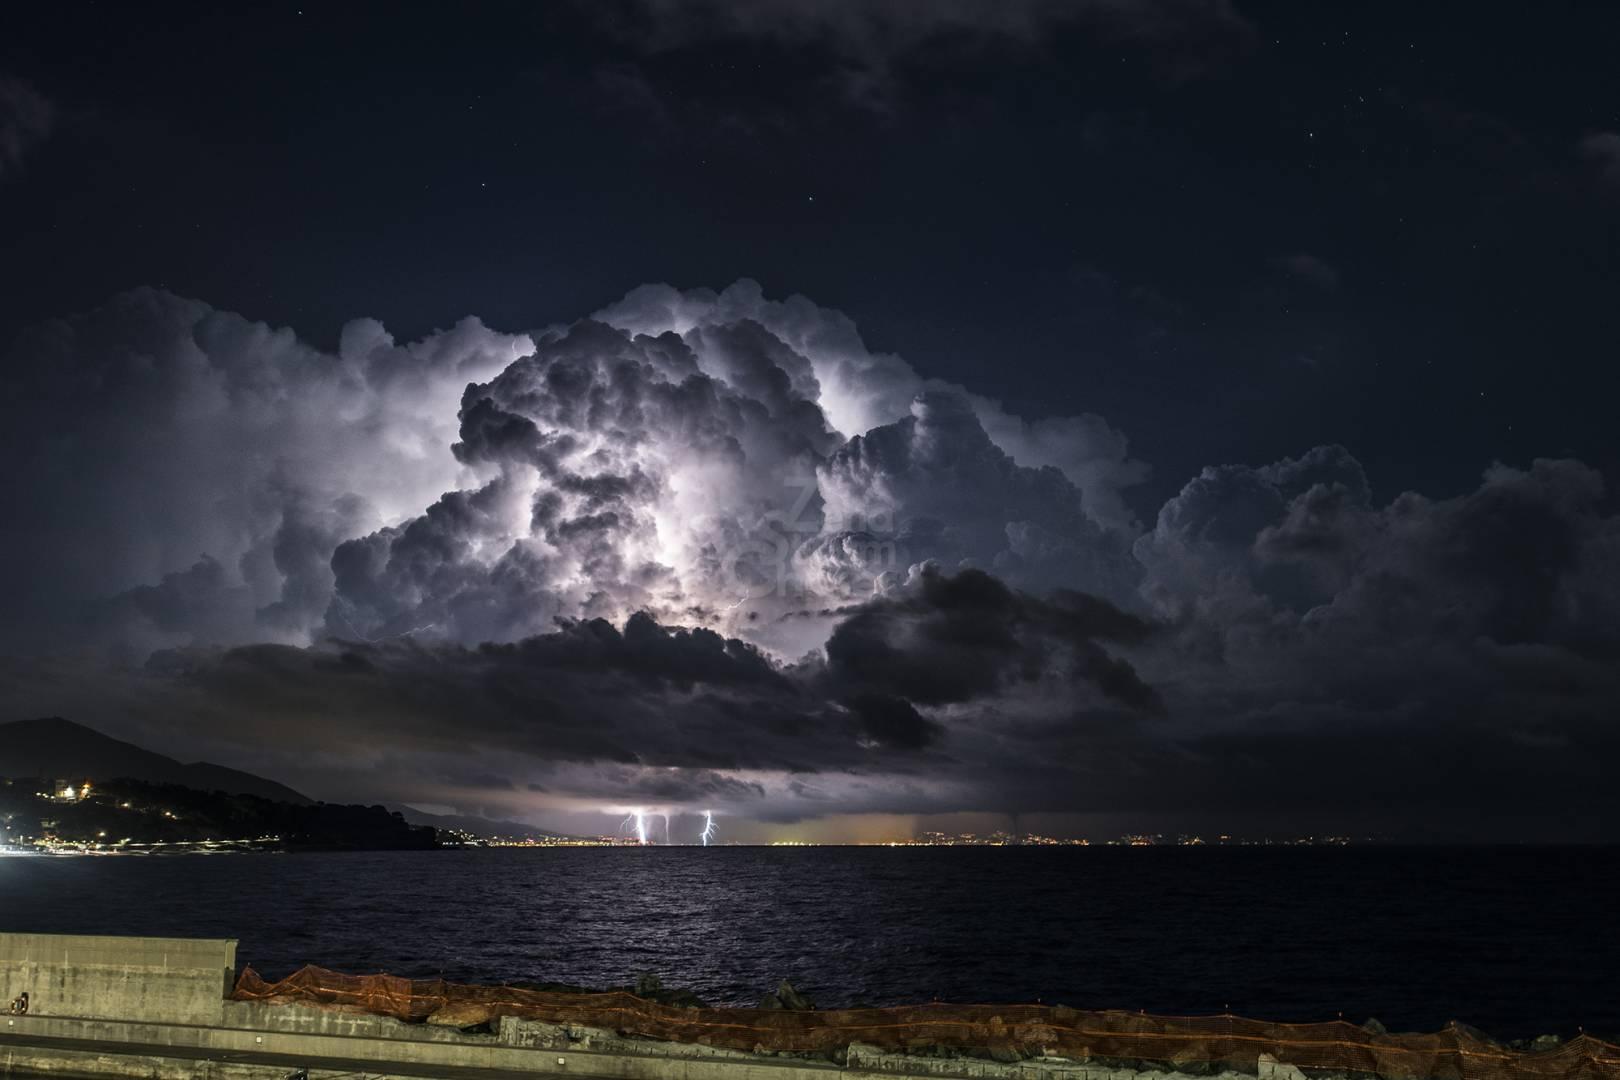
0 717 312 805
0 776 436 851
395 805 569 841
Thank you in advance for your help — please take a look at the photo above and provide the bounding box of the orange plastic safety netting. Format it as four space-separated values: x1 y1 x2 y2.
232 966 1620 1080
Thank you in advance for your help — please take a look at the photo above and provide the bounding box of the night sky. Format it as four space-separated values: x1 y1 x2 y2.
3 1 1619 842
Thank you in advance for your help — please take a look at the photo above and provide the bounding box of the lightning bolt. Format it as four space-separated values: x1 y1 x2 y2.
331 596 438 643
700 810 717 846
621 810 651 845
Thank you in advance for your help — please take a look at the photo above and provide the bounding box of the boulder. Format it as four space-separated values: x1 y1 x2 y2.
759 980 815 1011
629 973 708 1009
425 1002 494 1027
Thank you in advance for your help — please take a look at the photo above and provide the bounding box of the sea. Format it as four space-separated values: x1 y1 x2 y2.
2 845 1616 1040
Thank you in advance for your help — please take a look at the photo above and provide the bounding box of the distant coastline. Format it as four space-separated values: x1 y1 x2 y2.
0 774 436 853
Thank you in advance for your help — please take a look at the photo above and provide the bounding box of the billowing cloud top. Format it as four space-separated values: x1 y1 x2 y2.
4 282 1618 838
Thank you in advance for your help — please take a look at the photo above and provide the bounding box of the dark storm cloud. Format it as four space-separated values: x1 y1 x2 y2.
1138 450 1620 658
841 695 940 752
1102 451 1620 834
0 76 53 181
6 283 1620 835
589 0 1256 108
119 565 1158 781
142 614 828 773
806 390 1142 609
601 766 768 804
0 557 1174 819
0 287 531 656
819 563 1160 713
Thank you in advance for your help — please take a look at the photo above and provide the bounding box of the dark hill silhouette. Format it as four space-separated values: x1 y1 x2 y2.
0 717 311 805
394 805 567 840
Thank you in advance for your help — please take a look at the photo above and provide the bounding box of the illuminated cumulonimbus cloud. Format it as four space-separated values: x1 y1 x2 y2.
1 280 1145 661
7 280 1620 833
323 280 1149 651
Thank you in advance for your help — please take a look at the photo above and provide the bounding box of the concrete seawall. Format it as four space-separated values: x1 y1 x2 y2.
0 933 236 1027
0 931 1322 1080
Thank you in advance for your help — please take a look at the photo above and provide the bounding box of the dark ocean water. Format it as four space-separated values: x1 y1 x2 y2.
2 846 1616 1039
